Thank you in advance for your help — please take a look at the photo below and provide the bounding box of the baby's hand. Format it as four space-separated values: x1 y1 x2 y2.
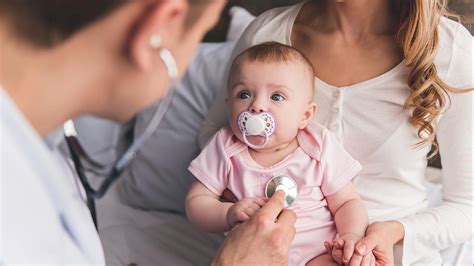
339 233 363 263
325 233 372 265
227 197 268 227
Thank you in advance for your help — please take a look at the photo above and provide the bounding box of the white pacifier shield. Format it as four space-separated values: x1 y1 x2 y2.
246 116 266 135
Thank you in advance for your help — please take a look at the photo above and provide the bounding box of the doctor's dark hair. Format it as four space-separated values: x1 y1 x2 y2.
0 0 215 48
228 42 315 98
0 0 127 47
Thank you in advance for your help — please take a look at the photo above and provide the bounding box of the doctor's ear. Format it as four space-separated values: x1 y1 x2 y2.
299 103 317 129
130 0 188 70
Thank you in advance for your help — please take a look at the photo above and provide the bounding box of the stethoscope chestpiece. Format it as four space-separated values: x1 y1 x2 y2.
265 175 298 207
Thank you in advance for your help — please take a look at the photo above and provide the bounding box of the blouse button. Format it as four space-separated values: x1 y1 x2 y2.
333 90 340 98
333 107 339 114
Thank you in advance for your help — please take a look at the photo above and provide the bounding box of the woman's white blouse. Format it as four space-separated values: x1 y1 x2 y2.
0 90 105 264
199 3 473 264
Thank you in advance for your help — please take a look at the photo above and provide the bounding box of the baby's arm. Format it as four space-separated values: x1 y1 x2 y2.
326 182 368 262
186 180 268 232
185 180 233 232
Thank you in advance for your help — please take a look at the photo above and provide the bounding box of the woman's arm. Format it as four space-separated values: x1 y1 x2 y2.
396 23 473 263
185 180 233 232
356 22 473 264
395 90 473 259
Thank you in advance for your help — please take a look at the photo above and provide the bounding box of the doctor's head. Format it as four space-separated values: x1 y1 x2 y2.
0 0 225 123
226 42 317 151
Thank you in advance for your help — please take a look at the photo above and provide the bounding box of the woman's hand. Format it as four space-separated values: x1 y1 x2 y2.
354 221 404 266
212 191 296 266
325 221 404 266
227 197 268 226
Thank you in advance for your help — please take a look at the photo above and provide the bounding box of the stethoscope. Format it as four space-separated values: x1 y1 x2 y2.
64 45 301 228
265 175 298 207
64 47 178 229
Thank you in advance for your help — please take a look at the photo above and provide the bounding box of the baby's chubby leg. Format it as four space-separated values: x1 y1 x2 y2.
306 253 339 266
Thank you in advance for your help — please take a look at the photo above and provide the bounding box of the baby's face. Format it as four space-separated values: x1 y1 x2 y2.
227 60 315 150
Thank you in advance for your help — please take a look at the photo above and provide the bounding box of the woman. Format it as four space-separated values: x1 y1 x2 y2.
200 0 472 264
0 0 296 264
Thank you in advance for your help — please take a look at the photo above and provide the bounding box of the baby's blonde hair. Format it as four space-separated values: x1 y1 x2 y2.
228 42 315 99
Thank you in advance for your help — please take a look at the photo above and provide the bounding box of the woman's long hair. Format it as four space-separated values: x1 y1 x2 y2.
396 0 471 158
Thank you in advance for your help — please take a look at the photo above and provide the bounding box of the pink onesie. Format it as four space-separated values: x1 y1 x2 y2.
188 122 362 266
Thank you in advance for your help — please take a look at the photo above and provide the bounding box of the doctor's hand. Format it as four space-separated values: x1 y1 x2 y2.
212 191 296 266
227 197 268 227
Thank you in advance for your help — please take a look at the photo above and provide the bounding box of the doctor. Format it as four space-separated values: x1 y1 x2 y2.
0 0 296 265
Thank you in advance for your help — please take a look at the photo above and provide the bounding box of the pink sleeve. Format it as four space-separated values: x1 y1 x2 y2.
188 129 231 195
320 130 362 196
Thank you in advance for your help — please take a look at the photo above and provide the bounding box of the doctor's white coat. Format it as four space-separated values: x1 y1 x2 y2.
0 89 105 265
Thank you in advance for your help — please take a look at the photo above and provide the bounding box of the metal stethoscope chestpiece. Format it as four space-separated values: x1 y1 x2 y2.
265 175 298 207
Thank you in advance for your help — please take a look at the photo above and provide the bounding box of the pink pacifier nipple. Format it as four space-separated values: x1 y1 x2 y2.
237 111 276 149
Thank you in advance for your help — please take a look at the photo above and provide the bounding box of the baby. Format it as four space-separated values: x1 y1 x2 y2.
186 42 368 265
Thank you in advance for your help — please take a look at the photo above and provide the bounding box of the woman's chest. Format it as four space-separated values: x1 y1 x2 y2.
312 80 430 165
291 28 403 87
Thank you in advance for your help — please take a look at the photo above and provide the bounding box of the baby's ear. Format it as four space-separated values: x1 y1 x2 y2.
299 102 317 129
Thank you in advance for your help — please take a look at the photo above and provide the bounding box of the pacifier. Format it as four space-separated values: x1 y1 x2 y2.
237 111 276 149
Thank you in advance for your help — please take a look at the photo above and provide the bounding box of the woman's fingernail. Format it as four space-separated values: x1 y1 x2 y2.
358 244 366 253
334 250 342 258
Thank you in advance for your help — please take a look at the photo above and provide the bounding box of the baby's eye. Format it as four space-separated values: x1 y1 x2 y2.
271 93 285 102
238 91 251 100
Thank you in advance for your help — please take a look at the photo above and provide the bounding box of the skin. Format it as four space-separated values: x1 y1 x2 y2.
0 0 225 135
291 0 405 264
211 190 297 266
188 59 371 264
292 0 403 87
227 60 316 167
0 0 299 264
187 60 316 232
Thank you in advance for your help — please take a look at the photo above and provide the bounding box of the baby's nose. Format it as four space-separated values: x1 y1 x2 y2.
249 106 265 113
249 100 267 113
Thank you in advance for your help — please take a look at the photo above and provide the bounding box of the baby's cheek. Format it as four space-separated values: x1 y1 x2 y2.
229 123 245 142
275 120 300 140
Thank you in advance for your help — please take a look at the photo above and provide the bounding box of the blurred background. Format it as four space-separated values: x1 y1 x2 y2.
205 0 473 41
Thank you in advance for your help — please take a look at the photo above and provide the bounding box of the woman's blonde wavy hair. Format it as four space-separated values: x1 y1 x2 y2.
396 0 471 158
